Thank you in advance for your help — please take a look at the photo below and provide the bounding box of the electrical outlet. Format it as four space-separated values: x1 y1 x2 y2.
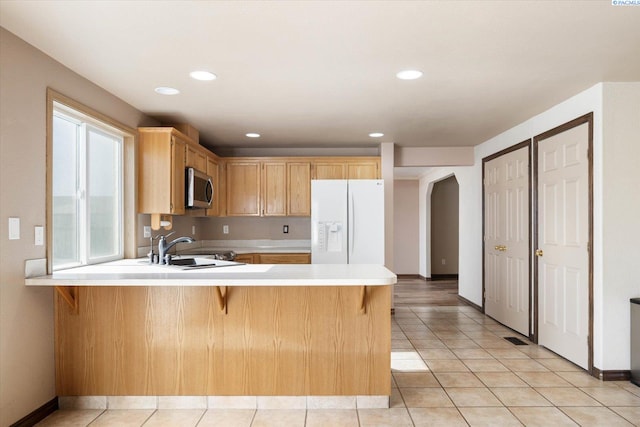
192 225 196 235
143 226 151 238
223 225 229 234
283 225 289 234
441 258 446 265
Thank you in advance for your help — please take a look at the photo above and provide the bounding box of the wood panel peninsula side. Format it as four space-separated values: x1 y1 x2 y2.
26 261 395 400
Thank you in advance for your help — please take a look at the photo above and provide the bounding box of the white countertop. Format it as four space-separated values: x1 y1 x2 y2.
25 258 396 287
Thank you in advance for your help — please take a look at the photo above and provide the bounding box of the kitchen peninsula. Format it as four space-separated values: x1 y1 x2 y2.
26 261 395 406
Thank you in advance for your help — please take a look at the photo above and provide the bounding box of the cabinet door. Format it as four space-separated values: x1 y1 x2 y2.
287 162 311 216
262 162 287 216
186 145 206 171
218 161 227 216
257 253 311 264
206 157 219 217
226 162 261 216
138 132 172 214
347 162 379 179
314 162 346 179
170 136 186 215
234 254 255 264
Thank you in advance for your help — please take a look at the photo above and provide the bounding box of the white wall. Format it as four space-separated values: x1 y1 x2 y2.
381 142 395 272
419 167 480 302
600 83 640 370
420 82 640 371
419 83 610 364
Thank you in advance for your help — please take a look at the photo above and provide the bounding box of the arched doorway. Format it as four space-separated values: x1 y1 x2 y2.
430 175 459 281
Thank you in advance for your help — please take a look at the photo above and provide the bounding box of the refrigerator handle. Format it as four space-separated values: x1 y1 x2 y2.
349 191 355 257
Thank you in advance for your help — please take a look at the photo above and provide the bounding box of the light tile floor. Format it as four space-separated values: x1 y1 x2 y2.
36 279 640 426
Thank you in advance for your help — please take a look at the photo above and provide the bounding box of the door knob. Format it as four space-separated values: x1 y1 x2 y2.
535 249 544 257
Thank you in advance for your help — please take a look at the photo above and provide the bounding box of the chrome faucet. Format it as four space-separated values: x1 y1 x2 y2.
157 232 195 264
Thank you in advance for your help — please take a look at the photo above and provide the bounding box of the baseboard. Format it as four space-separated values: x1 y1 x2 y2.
458 295 483 313
429 274 459 280
591 368 631 382
396 274 423 280
10 397 58 427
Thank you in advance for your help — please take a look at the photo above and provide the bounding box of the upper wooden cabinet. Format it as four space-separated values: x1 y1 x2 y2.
313 162 346 180
138 128 187 215
263 161 311 217
205 156 220 217
312 157 380 179
287 162 311 216
139 127 223 217
186 144 206 171
139 136 379 219
347 161 379 179
226 161 261 216
226 159 312 217
262 162 287 216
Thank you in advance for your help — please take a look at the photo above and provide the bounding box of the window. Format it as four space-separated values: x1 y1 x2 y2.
51 103 124 270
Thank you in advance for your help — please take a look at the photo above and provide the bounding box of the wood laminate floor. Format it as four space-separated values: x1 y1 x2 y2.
394 277 465 307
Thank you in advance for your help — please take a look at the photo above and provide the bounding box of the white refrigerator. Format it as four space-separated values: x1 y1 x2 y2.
311 179 384 264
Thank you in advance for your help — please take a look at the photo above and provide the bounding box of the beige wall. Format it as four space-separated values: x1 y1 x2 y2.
200 216 310 240
0 27 158 425
393 180 419 274
430 176 459 275
395 146 474 167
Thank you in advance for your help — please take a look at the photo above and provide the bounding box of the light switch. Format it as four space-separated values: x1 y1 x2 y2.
8 217 20 240
35 226 44 246
223 225 229 234
143 226 151 238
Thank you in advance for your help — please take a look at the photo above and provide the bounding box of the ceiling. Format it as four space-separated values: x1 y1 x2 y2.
1 1 639 157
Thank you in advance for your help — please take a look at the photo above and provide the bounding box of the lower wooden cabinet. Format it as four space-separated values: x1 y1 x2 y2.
257 253 311 264
235 253 310 264
234 253 255 264
54 285 391 396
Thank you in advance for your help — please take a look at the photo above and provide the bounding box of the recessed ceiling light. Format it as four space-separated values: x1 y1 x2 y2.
369 132 384 138
190 70 217 81
396 70 423 80
154 86 180 95
246 133 260 138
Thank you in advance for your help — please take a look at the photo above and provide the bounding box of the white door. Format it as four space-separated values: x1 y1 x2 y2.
311 180 348 264
348 180 384 264
537 122 590 369
484 146 530 336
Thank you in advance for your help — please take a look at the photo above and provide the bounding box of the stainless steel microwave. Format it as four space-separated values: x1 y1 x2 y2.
186 167 213 209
